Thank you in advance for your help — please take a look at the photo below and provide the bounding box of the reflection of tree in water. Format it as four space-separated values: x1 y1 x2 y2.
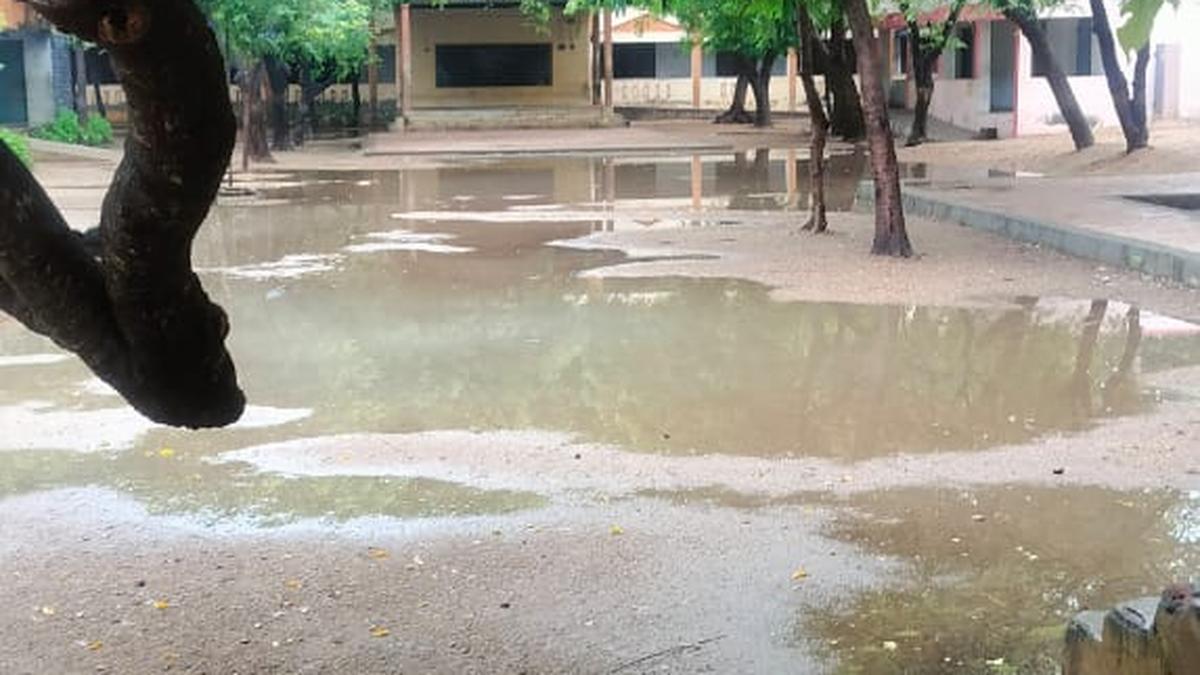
807 487 1200 675
216 266 1160 459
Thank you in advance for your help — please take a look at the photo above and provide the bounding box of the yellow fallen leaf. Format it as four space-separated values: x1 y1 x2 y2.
86 640 103 652
369 625 390 638
367 547 390 560
284 579 303 590
153 599 170 610
158 448 176 459
40 606 56 616
791 567 809 581
609 525 624 536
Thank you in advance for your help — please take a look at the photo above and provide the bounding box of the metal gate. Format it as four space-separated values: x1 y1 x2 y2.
0 39 28 125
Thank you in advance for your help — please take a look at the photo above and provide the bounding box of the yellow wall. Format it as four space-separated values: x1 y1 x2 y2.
409 7 591 107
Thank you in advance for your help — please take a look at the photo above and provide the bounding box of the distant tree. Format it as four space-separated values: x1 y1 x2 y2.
989 0 1095 150
843 0 913 256
796 4 830 232
1088 0 1177 152
897 0 968 146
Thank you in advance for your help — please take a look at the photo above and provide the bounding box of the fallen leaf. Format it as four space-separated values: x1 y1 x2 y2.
158 448 176 459
882 640 898 652
153 599 170 610
609 525 625 536
369 625 391 638
791 566 809 581
367 547 390 560
40 606 56 616
86 640 103 652
284 579 303 590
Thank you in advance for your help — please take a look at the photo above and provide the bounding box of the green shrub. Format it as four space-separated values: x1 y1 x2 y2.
0 128 31 167
30 109 113 147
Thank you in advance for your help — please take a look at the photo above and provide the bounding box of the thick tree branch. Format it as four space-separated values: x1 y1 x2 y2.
2 0 244 428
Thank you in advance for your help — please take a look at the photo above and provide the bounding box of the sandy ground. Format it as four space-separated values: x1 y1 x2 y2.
10 123 1200 674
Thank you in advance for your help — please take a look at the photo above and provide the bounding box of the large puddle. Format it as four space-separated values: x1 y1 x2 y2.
2 156 1200 525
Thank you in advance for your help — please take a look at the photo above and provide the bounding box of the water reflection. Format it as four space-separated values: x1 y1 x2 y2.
807 486 1200 674
1 163 1199 524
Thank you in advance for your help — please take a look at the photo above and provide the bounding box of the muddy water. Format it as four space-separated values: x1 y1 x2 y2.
807 486 1200 674
2 157 1200 526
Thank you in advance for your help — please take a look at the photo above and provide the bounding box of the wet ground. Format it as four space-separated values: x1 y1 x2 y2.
4 150 1200 673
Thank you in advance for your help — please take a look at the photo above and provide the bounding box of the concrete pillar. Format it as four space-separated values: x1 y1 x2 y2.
395 3 412 116
787 48 798 112
603 10 614 112
691 43 702 109
1154 43 1182 119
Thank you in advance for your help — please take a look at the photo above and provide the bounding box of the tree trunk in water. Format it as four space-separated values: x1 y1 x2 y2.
72 44 89 123
907 46 935 146
750 54 775 128
844 0 912 257
1005 10 1095 150
264 55 292 151
1089 0 1149 151
0 0 244 428
826 17 866 141
240 60 273 168
716 71 754 124
798 6 829 233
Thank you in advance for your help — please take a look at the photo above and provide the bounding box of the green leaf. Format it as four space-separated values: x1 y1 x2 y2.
1116 0 1166 52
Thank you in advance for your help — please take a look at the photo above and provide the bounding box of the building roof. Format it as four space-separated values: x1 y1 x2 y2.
613 15 683 35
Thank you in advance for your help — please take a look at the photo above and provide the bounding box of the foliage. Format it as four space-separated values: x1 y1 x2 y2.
29 110 113 147
1116 0 1178 52
0 128 32 167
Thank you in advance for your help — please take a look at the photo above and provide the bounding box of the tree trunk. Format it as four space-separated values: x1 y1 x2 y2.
1089 0 1149 152
1 0 244 428
1005 10 1095 150
264 55 292 151
299 67 336 139
351 76 362 127
826 16 866 141
749 53 776 128
240 60 272 168
845 0 913 257
798 6 829 233
72 44 89 123
89 54 108 119
907 47 936 146
716 71 754 124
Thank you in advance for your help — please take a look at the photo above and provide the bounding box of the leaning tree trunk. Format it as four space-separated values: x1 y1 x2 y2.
748 53 776 128
716 71 754 124
907 46 936 146
72 43 89 123
798 6 830 233
1089 0 1149 152
1 0 244 428
844 0 913 257
1005 10 1095 150
264 55 292 151
240 60 272 168
299 68 336 140
826 16 866 141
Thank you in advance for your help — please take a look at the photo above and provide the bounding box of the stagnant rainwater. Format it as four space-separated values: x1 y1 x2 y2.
3 153 1200 673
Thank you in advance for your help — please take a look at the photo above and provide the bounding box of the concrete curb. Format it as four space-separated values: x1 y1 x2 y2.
363 142 733 158
27 137 122 162
856 180 1200 288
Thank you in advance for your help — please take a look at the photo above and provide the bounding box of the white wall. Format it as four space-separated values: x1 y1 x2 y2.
21 32 53 125
1152 1 1200 119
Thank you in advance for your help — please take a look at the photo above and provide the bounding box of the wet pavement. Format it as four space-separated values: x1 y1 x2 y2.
4 151 1200 673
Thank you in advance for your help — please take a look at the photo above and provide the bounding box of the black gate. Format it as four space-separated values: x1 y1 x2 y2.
0 39 28 125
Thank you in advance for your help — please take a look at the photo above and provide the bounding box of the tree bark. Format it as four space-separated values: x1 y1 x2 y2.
1005 9 1095 150
5 0 244 428
240 60 272 168
351 76 362 127
716 70 754 124
367 18 379 126
798 6 829 233
844 0 913 257
1089 0 1149 151
299 66 336 139
264 55 292 151
72 43 88 122
89 53 108 119
749 53 776 127
825 16 866 141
